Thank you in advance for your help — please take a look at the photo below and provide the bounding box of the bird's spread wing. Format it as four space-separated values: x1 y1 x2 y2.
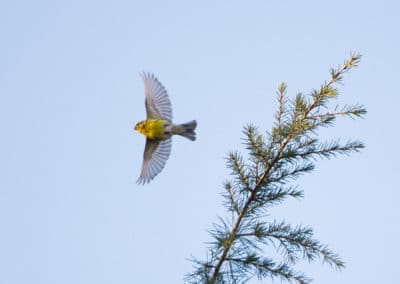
141 72 173 122
137 138 172 184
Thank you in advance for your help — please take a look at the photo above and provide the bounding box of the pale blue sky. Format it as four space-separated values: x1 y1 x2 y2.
0 0 399 283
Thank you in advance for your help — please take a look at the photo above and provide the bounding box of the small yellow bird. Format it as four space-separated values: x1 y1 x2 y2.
135 73 197 184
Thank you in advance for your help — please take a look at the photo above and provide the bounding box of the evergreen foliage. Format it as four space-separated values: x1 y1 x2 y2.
186 54 366 284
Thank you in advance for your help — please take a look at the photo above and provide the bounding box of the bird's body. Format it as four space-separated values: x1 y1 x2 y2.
135 119 169 140
134 73 197 184
135 119 197 141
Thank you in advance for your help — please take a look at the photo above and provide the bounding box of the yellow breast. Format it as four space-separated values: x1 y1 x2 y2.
143 119 167 139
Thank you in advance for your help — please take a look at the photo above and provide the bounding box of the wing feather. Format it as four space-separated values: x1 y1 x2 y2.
137 138 172 184
141 72 173 122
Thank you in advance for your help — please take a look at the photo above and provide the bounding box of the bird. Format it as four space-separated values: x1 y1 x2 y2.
134 72 197 184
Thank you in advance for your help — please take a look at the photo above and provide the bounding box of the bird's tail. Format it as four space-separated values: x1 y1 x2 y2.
172 120 197 141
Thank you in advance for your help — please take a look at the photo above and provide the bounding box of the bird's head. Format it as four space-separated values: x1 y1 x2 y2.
134 121 146 134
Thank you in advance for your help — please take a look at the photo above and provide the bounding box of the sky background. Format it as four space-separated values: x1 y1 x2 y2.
1 0 399 283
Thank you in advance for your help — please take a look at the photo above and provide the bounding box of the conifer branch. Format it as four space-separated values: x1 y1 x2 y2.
187 53 365 284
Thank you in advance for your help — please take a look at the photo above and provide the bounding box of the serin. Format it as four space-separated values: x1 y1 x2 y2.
135 73 197 184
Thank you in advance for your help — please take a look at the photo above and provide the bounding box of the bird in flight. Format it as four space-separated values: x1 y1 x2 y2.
135 73 197 184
